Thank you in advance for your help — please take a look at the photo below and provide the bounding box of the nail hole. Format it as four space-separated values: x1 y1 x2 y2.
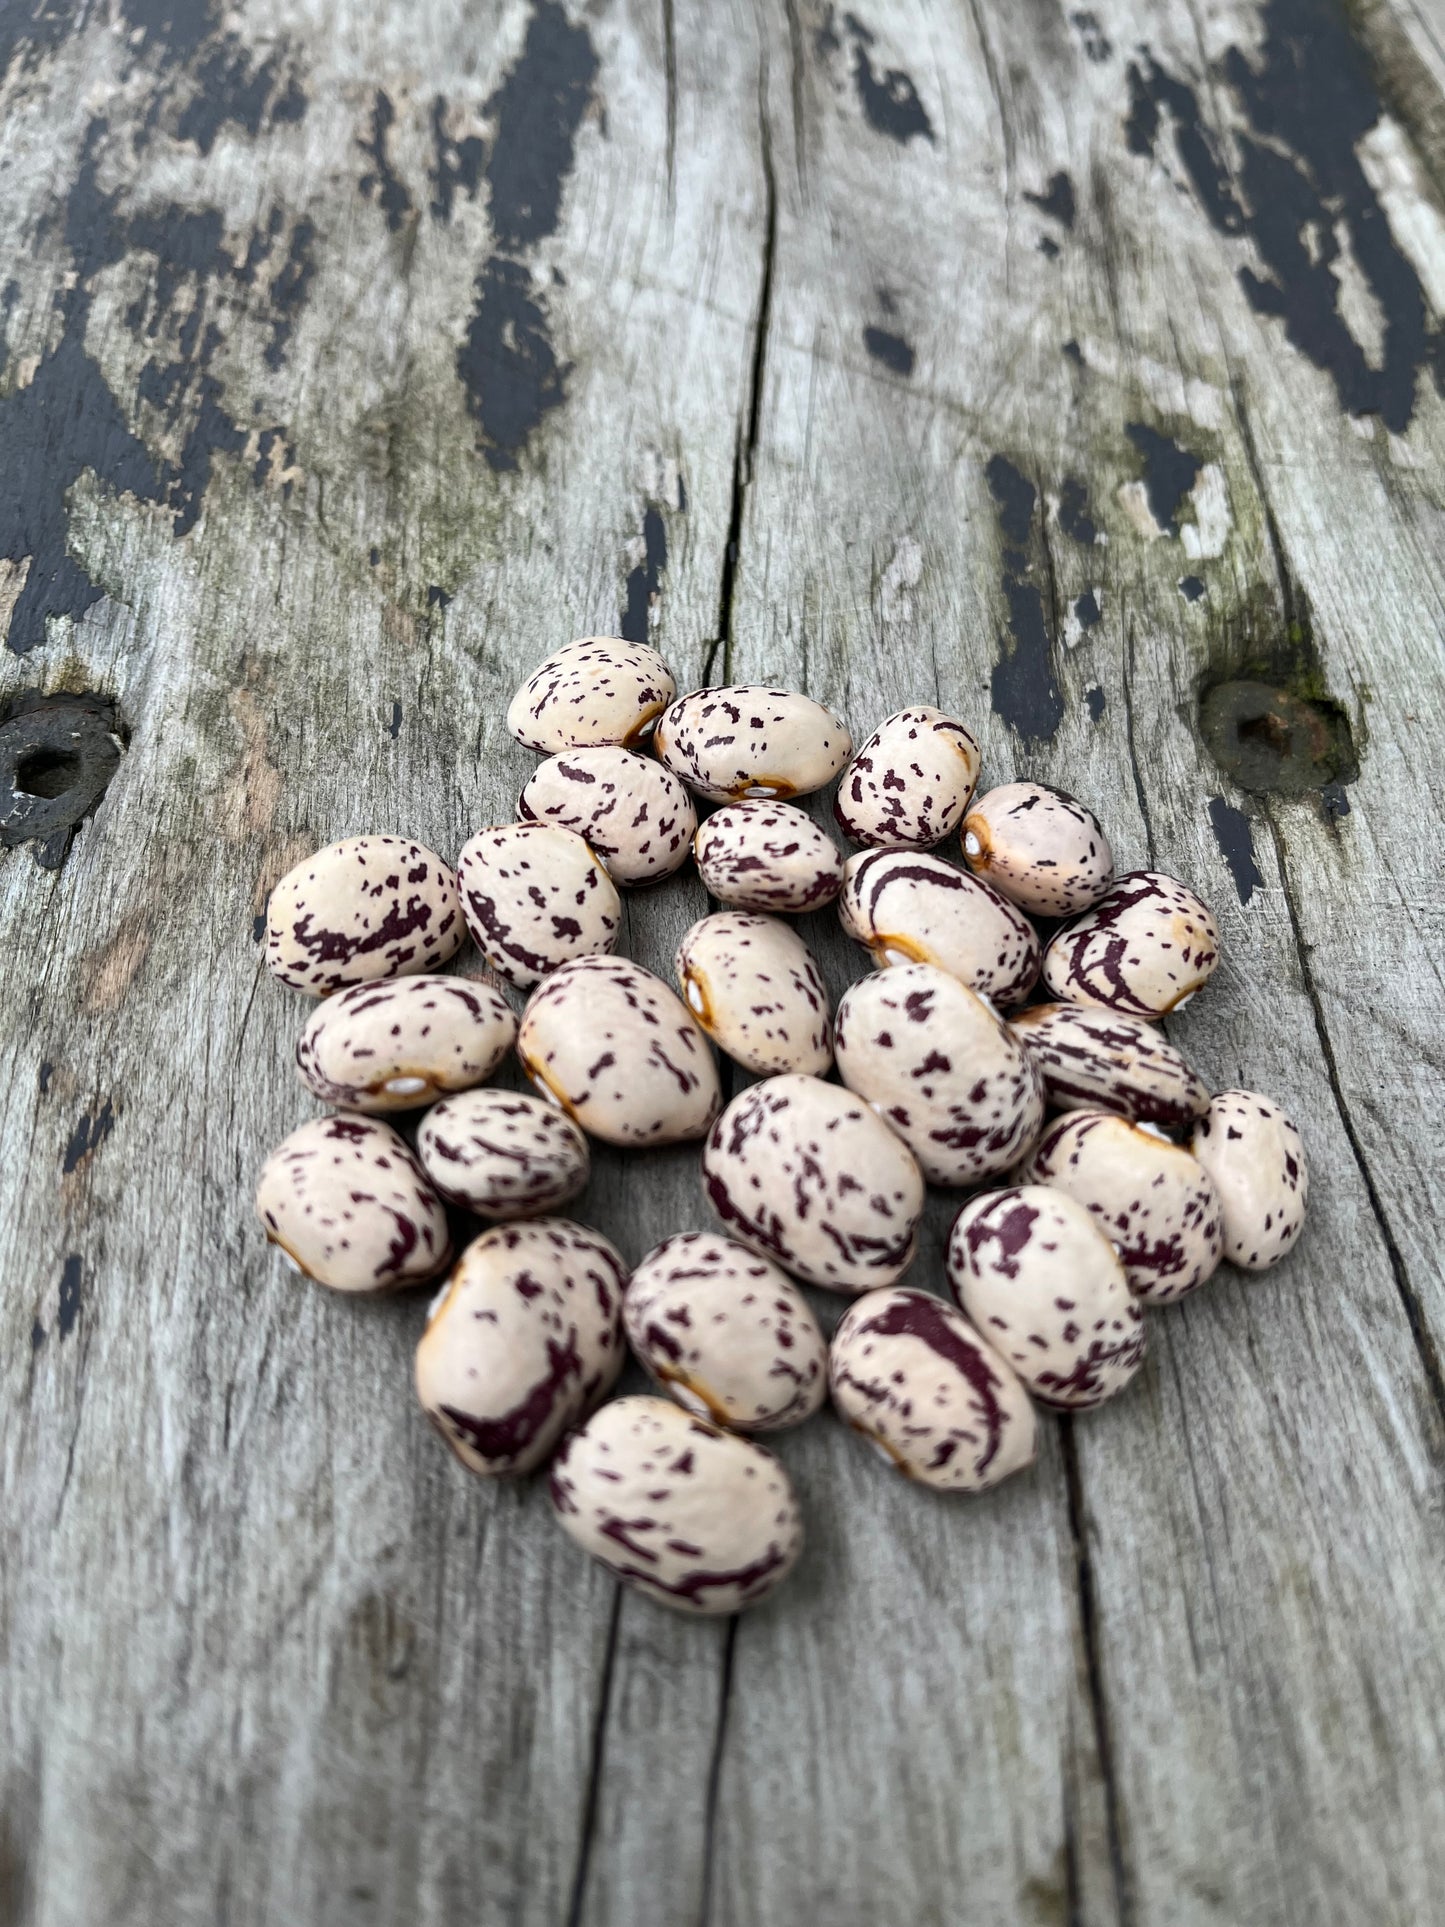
15 748 82 799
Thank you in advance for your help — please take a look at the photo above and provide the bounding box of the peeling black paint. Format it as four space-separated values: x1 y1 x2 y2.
1025 172 1076 228
621 505 668 644
1208 795 1263 903
1179 574 1206 601
30 1318 46 1352
1058 476 1097 545
1071 11 1112 62
429 97 486 222
57 1253 82 1340
985 457 1064 745
456 1 597 470
252 912 266 942
1127 1 1443 431
359 91 414 233
1038 236 1061 261
1321 779 1350 819
263 218 316 370
63 1099 115 1174
1073 590 1101 629
39 1061 52 1094
1086 685 1107 722
1 691 125 866
2 112 311 650
1125 422 1201 533
388 700 403 739
835 13 934 144
985 455 1035 548
173 36 306 155
426 585 452 609
863 326 914 375
1062 338 1083 364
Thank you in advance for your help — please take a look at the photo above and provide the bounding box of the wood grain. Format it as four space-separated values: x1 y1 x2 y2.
2 1 1443 1924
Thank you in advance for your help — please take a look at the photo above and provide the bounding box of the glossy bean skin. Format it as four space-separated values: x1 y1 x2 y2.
1007 1003 1211 1127
549 1397 803 1615
693 800 844 912
518 745 696 885
457 823 621 990
676 912 832 1077
1191 1090 1308 1271
417 1089 590 1219
829 1286 1037 1492
415 1219 627 1476
255 1115 451 1293
839 848 1042 1008
506 638 677 752
655 686 852 803
962 782 1113 916
1042 871 1220 1019
835 706 981 848
295 975 516 1112
265 836 463 996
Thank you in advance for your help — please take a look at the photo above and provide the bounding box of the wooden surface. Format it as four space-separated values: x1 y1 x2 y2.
2 1 1444 1922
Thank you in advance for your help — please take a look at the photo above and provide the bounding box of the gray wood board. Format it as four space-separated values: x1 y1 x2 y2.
1 2 1443 1925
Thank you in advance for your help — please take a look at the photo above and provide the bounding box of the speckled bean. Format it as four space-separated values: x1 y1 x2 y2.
1007 1002 1211 1127
417 1089 590 1219
829 1287 1037 1492
518 745 696 886
1023 1111 1222 1303
947 1185 1145 1409
654 686 852 802
962 782 1114 916
834 707 981 848
839 848 1041 1007
506 638 676 752
1190 1091 1308 1271
415 1219 626 1476
675 911 832 1077
295 975 516 1112
517 955 722 1146
702 1072 925 1292
549 1396 803 1614
693 800 845 912
264 836 463 995
457 822 620 989
1042 871 1220 1018
624 1232 827 1432
833 963 1043 1185
255 1115 451 1292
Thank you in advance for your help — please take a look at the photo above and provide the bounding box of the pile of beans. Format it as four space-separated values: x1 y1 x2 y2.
256 638 1309 1616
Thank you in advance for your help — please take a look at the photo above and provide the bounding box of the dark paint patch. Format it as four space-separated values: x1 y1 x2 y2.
262 219 316 370
1179 574 1206 601
863 326 914 375
252 913 266 942
985 457 1063 745
1125 422 1201 533
0 692 124 867
1073 590 1101 629
173 36 306 156
621 505 667 644
389 701 403 740
1086 685 1107 722
358 91 414 233
1208 796 1263 903
1126 2 1442 432
1071 10 1112 61
1037 236 1060 261
429 97 486 221
1321 779 1350 820
1058 477 1097 545
1062 338 1083 364
1024 171 1076 228
57 1254 82 1340
31 1318 46 1352
840 13 934 143
456 2 598 469
426 584 452 609
63 1099 115 1174
39 1062 53 1094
